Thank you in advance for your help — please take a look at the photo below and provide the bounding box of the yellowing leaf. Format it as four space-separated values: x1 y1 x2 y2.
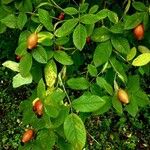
132 53 150 66
44 60 57 87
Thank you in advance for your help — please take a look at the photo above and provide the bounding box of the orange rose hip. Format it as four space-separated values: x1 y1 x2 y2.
133 24 144 40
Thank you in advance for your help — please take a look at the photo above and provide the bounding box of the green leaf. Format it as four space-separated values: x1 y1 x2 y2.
126 95 138 117
91 27 110 42
63 7 78 15
37 79 46 100
133 90 150 107
96 77 113 95
1 14 17 28
124 13 143 30
36 129 55 150
67 77 90 90
89 5 99 14
32 45 48 64
55 19 78 37
17 12 27 30
13 73 32 88
51 105 69 128
138 45 150 53
2 61 19 72
38 31 53 46
54 51 73 65
127 47 137 61
80 14 100 24
132 2 147 11
109 57 127 83
18 30 31 44
110 22 124 33
111 36 130 54
64 113 86 149
55 37 69 45
93 96 112 115
96 9 108 20
108 11 118 24
73 24 87 50
15 42 27 56
87 64 97 77
132 53 150 66
44 59 57 87
72 93 105 112
112 94 123 114
19 53 32 77
0 22 6 34
38 8 53 31
85 24 95 36
127 75 140 93
93 40 112 67
79 3 89 13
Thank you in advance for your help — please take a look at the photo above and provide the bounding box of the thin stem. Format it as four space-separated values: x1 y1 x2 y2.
50 0 64 11
59 75 73 112
87 131 101 146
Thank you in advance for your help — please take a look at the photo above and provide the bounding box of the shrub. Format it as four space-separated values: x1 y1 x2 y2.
1 0 150 149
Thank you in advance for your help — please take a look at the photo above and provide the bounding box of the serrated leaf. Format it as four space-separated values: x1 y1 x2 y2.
55 19 78 37
38 8 53 31
127 47 137 61
67 77 90 90
73 24 87 50
93 40 112 67
13 73 32 88
124 13 143 30
1 14 17 28
44 60 57 87
96 77 113 95
32 45 48 64
80 14 100 24
19 53 32 77
54 51 73 65
72 93 105 112
109 57 127 83
111 36 130 54
112 94 123 114
63 7 78 15
87 64 97 77
2 61 19 72
132 53 150 66
17 12 27 30
64 113 86 149
91 27 110 42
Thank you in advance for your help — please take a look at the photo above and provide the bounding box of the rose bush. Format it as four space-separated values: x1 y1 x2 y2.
1 0 150 149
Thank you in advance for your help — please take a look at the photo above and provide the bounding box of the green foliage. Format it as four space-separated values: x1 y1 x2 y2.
1 0 150 149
